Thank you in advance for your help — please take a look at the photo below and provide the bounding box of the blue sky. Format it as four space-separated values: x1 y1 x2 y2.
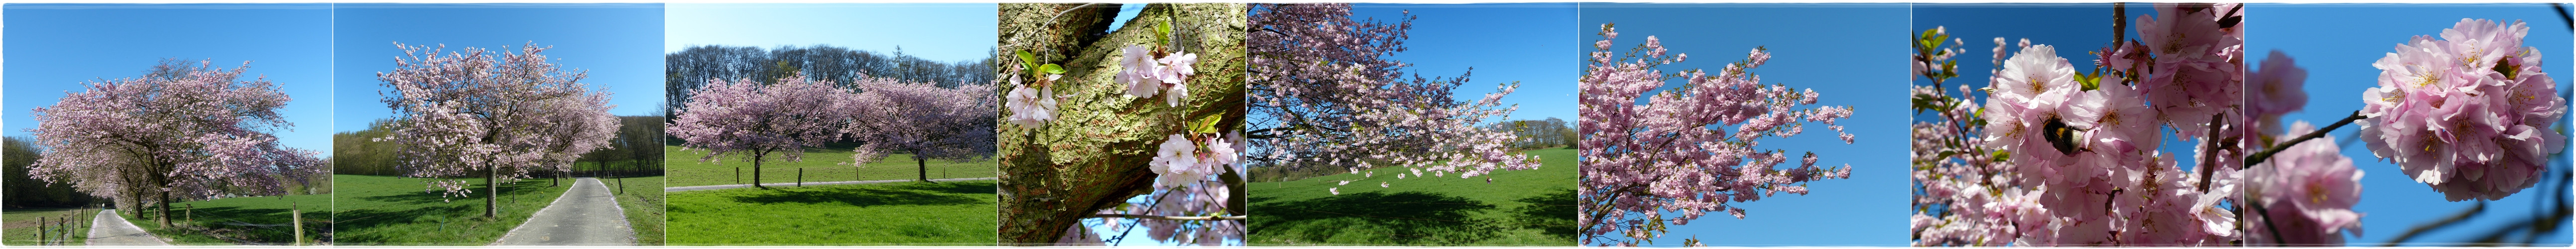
1358 3 1578 123
2251 4 2573 246
665 3 995 63
3 4 334 153
334 3 665 132
1587 3 1910 246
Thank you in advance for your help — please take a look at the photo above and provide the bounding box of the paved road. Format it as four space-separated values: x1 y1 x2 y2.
664 177 999 192
88 209 170 246
495 178 636 246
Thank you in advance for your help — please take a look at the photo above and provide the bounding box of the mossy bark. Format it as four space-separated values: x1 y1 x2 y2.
995 3 1248 244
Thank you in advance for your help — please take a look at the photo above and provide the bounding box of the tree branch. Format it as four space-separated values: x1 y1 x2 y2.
2243 111 2366 167
2381 201 2487 247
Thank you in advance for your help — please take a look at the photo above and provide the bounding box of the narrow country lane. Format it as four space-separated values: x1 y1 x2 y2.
88 209 171 246
495 177 636 246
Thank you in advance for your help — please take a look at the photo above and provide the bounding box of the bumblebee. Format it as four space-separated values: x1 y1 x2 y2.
2041 116 2081 155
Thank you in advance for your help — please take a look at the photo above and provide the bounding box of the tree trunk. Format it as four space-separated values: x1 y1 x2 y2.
995 3 1248 244
484 165 497 218
918 155 931 183
752 152 766 189
156 190 171 228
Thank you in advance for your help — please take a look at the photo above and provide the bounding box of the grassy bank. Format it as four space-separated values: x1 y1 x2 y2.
664 145 995 187
597 175 666 245
667 180 998 246
1247 147 1578 246
330 174 572 246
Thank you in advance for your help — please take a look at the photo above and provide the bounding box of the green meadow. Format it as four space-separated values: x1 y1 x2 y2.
330 174 570 246
666 180 999 246
1247 147 1579 246
105 193 329 245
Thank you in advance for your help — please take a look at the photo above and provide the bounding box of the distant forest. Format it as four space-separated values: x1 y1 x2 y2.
665 45 997 118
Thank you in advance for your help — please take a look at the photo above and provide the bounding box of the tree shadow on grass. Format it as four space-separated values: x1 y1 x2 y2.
1249 191 1503 245
327 205 472 245
333 180 555 245
355 180 555 205
162 206 320 245
1507 188 1577 241
724 182 993 207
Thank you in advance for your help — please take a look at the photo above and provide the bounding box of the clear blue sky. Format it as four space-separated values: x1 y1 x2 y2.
3 3 334 153
1357 3 1578 123
2251 4 2573 246
334 3 664 132
1587 3 1910 246
665 3 996 63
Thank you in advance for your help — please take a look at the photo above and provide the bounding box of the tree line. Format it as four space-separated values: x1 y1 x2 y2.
666 45 997 118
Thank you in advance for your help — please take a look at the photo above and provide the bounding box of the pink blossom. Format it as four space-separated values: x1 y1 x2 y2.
2358 18 2564 201
1120 44 1163 98
2247 50 2309 134
1005 75 1060 129
2250 122 2364 245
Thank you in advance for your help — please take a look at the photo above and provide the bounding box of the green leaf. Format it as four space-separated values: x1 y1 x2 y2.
1038 64 1066 75
1016 50 1038 68
1192 115 1224 134
1156 18 1175 45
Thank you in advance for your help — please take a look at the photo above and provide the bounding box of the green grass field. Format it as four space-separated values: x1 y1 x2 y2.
1247 147 1578 246
665 145 996 187
330 174 572 246
2 207 93 246
667 180 998 246
109 193 329 245
596 175 666 245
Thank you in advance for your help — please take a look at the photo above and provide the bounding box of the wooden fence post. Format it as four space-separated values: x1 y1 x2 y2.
734 167 740 184
38 216 47 245
292 202 304 246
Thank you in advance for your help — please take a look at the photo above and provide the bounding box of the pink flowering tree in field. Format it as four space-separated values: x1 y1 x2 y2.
668 74 848 189
27 60 326 228
838 75 998 183
377 42 620 218
996 3 1247 245
1577 23 1858 247
1245 3 1541 192
1911 3 2247 246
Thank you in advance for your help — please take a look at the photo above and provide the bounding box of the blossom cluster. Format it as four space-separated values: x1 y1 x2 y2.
2357 18 2567 201
1577 24 1856 247
2248 122 2366 245
1912 4 2245 246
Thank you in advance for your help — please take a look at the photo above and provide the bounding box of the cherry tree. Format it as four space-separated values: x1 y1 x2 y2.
1245 3 1540 189
838 76 998 182
376 42 620 218
668 73 848 189
1576 24 1858 247
995 3 1247 245
27 60 325 228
